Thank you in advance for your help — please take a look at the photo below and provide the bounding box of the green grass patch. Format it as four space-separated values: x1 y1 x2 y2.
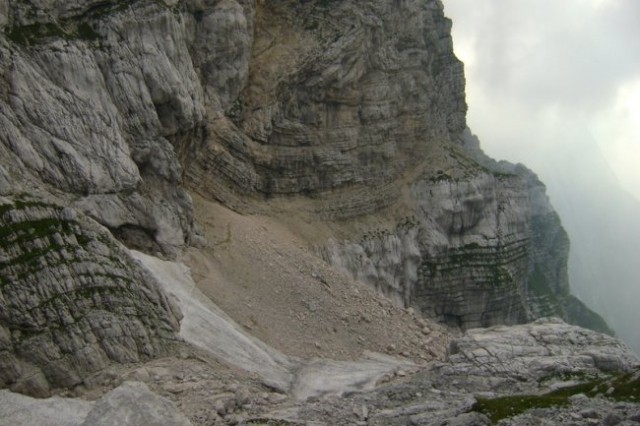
5 22 67 45
473 369 640 422
474 393 569 422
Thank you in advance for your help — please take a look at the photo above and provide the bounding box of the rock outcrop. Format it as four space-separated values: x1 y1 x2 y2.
2 317 637 425
267 318 639 425
0 196 181 397
441 317 638 392
81 381 193 426
0 0 614 402
0 0 200 256
184 0 602 331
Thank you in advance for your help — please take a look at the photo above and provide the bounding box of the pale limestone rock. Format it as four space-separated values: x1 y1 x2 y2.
442 318 639 391
185 0 466 203
271 320 638 425
193 0 253 111
0 0 613 403
321 169 554 329
81 381 192 426
3 42 140 194
0 388 93 426
0 0 202 256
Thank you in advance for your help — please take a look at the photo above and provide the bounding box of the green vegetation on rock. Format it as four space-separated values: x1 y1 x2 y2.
473 368 640 422
5 21 100 46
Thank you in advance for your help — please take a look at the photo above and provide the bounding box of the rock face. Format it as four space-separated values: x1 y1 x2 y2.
0 0 610 395
185 0 465 210
0 196 181 397
0 0 200 256
184 0 602 331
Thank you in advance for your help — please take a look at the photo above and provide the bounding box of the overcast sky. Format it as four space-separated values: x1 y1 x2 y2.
443 0 640 201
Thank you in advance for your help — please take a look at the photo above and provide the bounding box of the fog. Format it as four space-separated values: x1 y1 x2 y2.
444 0 640 353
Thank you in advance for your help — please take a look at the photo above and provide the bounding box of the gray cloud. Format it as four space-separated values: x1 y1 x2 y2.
446 0 640 114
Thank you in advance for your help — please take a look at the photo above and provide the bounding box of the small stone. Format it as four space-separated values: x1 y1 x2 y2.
421 327 430 335
214 399 227 416
361 404 369 419
396 370 407 377
602 413 622 426
268 393 288 404
314 341 322 349
401 351 410 357
629 410 640 422
606 386 615 395
235 387 251 407
129 368 150 382
224 397 237 414
580 408 600 419
569 393 589 404
164 383 184 394
10 371 51 398
386 344 397 353
224 414 245 425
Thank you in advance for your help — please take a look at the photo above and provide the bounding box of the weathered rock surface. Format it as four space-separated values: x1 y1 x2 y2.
0 0 606 333
81 381 192 426
0 387 93 426
438 317 639 394
186 0 601 332
260 318 639 425
185 0 465 208
0 0 200 256
0 196 181 397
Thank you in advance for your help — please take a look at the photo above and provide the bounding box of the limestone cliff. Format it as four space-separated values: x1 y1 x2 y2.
0 0 610 395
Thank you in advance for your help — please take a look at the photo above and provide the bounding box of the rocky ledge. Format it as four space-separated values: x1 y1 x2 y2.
269 318 639 425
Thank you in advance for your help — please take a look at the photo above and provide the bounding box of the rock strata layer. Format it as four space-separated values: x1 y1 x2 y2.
0 196 181 397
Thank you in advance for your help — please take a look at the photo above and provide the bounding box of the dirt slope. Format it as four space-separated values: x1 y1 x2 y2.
183 194 453 364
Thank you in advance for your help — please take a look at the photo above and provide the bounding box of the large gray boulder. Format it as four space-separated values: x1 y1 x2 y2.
438 317 640 394
81 381 192 426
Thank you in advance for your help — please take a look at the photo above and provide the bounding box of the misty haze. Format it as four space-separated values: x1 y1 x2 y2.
446 0 640 354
